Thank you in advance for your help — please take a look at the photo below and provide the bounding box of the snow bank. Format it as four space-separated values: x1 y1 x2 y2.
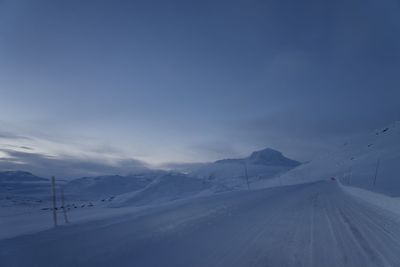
340 183 400 217
272 121 400 196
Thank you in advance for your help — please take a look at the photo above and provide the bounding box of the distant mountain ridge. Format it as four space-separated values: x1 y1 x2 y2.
177 147 302 189
215 148 300 167
0 147 301 205
0 171 48 182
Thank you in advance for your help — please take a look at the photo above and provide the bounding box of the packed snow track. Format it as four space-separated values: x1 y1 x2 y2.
1 181 400 267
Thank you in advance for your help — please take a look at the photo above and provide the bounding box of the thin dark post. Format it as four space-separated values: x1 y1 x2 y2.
373 158 380 186
51 176 58 227
61 188 69 224
244 161 250 190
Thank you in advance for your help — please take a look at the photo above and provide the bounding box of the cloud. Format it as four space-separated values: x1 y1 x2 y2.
0 126 153 179
188 140 243 162
228 113 355 162
0 130 31 140
0 148 149 179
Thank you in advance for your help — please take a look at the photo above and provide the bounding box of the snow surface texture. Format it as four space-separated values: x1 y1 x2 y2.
1 181 400 267
111 172 212 207
340 182 400 217
63 172 160 200
262 121 400 196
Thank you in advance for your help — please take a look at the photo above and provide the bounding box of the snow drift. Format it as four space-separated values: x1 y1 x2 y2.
64 172 162 200
274 121 400 196
112 172 211 207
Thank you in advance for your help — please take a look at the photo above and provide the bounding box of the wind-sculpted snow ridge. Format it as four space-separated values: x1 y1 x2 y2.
111 172 212 207
63 171 163 200
266 121 400 196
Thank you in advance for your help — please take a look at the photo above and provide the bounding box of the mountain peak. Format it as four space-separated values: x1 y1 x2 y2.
247 148 300 167
249 148 282 159
214 147 300 167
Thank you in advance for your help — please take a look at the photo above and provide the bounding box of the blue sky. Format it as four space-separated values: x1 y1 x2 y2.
0 0 399 176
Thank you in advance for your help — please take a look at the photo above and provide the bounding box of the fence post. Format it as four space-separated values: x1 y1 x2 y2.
51 176 58 227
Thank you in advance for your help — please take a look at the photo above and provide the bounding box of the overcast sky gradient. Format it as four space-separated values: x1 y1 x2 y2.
0 0 399 176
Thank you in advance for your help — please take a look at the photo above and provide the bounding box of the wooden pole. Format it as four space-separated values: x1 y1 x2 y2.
51 176 58 227
61 188 69 224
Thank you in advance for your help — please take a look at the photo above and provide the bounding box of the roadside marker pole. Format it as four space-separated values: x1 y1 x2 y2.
61 188 69 224
51 176 58 227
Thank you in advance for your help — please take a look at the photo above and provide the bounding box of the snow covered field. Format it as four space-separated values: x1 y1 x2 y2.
0 148 301 240
1 181 400 267
1 123 399 266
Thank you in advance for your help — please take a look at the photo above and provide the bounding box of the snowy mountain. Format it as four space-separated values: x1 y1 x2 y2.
60 147 302 204
183 148 301 189
2 124 399 258
0 170 210 207
273 121 400 196
0 148 300 207
216 148 300 167
0 171 48 183
0 171 50 206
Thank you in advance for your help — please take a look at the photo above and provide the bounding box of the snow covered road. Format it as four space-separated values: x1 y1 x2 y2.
1 181 400 267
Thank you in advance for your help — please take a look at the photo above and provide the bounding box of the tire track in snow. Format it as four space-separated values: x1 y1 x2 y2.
339 209 386 266
309 193 317 267
2 182 400 267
